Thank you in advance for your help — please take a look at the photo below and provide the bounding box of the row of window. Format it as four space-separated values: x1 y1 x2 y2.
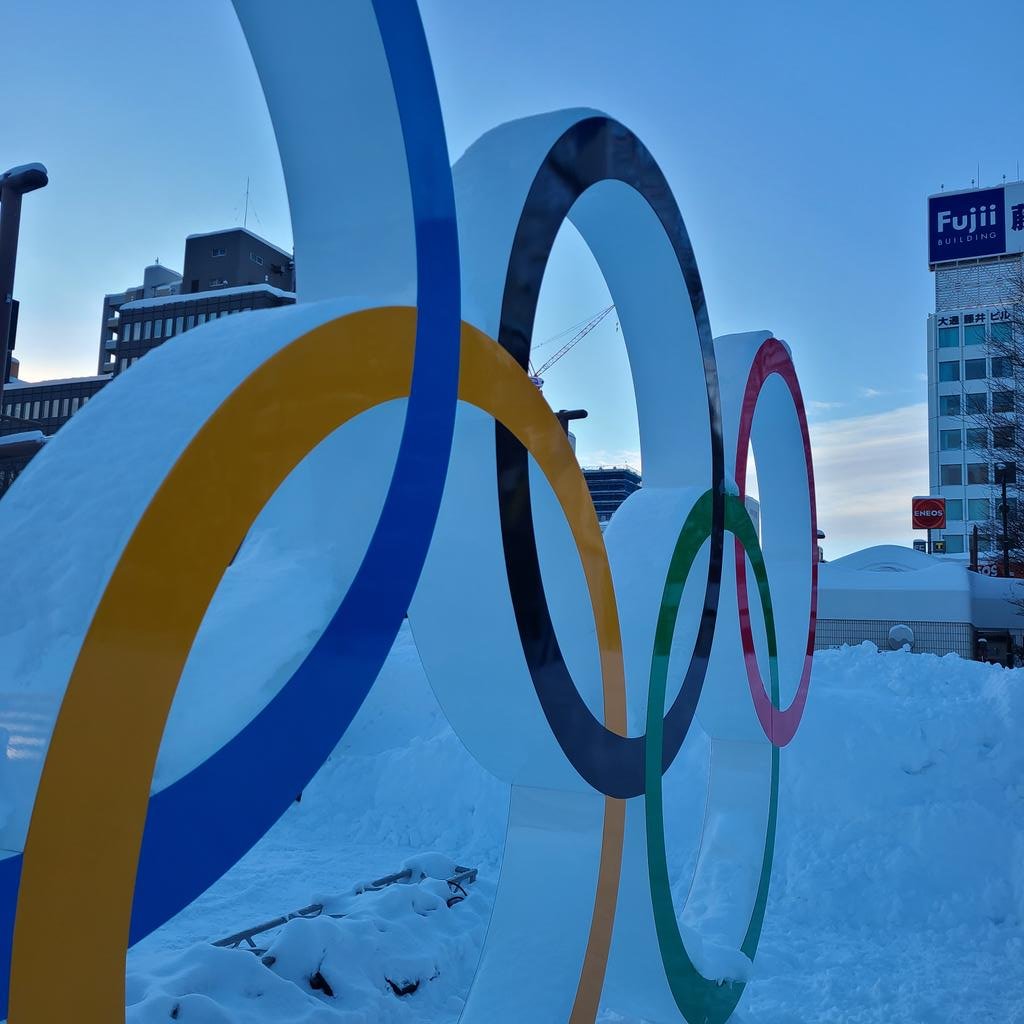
939 533 998 554
939 426 1014 451
939 392 1015 416
937 322 1013 348
119 307 255 343
938 356 1012 382
2 393 91 422
940 463 1014 485
940 497 1015 523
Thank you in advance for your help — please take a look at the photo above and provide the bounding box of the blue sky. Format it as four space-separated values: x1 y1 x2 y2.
4 0 1023 554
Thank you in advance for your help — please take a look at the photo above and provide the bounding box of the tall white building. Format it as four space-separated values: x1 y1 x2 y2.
927 182 1024 560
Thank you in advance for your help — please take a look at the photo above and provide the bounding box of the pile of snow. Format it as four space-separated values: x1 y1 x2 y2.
122 635 1024 1023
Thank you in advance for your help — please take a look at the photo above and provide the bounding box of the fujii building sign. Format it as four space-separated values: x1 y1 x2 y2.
928 182 1024 265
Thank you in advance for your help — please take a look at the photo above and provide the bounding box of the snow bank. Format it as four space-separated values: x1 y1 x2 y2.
121 637 1024 1023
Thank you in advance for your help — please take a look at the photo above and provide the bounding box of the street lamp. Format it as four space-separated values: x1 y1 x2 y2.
0 163 49 410
995 461 1016 578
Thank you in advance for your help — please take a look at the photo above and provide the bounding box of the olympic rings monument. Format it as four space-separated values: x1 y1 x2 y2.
0 2 817 1021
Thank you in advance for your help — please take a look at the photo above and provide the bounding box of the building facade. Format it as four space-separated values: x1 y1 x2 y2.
583 466 641 522
927 182 1024 560
0 375 109 497
98 228 295 376
2 227 294 498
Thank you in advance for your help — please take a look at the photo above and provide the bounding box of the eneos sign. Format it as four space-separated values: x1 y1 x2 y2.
912 495 947 530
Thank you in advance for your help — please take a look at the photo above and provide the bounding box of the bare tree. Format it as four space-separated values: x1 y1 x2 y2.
960 260 1024 574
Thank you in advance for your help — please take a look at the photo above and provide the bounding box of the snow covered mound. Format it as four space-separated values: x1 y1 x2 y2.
124 636 1024 1023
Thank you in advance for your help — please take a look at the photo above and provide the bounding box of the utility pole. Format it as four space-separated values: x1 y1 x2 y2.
996 461 1015 578
0 163 48 415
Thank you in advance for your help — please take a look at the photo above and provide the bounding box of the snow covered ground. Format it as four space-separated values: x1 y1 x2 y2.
123 634 1024 1023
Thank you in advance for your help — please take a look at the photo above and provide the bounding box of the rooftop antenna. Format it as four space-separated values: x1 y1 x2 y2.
243 177 250 229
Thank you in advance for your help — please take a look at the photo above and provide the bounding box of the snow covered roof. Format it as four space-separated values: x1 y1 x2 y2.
819 545 972 622
119 283 295 312
4 374 110 389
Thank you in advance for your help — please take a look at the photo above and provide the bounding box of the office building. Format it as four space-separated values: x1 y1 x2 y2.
2 227 294 498
927 181 1024 559
583 466 641 522
99 228 295 375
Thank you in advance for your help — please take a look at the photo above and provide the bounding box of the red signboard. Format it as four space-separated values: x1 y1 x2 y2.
912 496 946 530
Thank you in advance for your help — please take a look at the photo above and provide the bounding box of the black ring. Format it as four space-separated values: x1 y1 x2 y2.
494 116 725 799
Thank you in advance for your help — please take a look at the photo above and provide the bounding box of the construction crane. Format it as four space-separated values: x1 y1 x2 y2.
528 304 615 389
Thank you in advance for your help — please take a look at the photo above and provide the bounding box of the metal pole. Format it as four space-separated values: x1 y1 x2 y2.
1001 470 1011 578
0 164 48 413
0 186 24 398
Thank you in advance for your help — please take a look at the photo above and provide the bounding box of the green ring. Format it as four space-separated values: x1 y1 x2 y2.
644 491 780 1023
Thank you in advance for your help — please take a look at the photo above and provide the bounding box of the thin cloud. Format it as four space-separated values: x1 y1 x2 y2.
576 447 641 470
860 387 884 398
808 399 845 412
810 403 928 557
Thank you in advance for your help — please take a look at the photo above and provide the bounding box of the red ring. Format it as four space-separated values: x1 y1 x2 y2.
735 338 817 745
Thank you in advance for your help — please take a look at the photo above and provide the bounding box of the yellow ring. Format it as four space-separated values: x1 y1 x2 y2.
11 307 625 1023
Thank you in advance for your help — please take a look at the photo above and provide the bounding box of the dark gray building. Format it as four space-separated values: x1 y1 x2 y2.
181 227 293 296
99 228 295 376
583 466 642 522
0 374 109 497
98 263 183 370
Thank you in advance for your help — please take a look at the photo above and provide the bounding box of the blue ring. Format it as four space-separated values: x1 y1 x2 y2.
0 0 460 1012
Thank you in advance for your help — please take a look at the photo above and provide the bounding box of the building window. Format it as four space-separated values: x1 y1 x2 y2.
964 358 986 380
941 464 963 485
132 321 141 341
197 313 207 325
937 326 959 348
32 401 40 420
70 397 79 413
964 323 986 346
154 318 163 339
939 394 961 416
992 356 1012 378
61 398 69 417
946 498 964 521
966 428 987 449
143 320 152 341
165 317 173 336
992 390 1014 413
968 498 990 521
41 400 50 419
943 534 965 554
212 247 226 258
13 403 21 418
939 361 960 382
967 463 989 484
175 316 184 334
965 393 986 414
992 322 1012 345
940 429 961 450
994 426 1014 449
209 278 228 288
186 314 195 330
250 251 264 265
